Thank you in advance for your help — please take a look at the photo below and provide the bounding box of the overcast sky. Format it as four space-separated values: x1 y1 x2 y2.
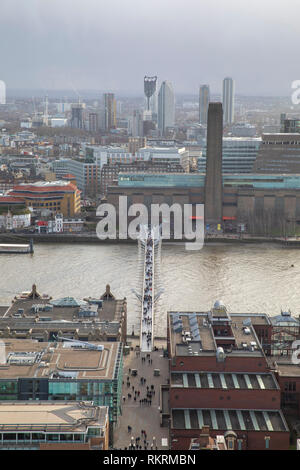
1 0 300 95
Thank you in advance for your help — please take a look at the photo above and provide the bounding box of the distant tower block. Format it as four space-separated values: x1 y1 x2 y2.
204 102 223 229
223 77 235 125
71 103 85 129
144 76 157 111
103 93 116 130
199 85 210 125
0 81 6 105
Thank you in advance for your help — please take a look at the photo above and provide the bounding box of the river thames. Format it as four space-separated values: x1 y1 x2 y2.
1 242 300 336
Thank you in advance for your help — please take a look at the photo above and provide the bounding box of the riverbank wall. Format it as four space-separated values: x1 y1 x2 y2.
0 232 299 246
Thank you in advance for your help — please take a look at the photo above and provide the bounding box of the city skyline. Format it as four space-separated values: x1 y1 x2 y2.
1 0 300 95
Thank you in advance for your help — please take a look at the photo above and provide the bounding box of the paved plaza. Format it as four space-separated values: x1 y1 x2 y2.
113 339 169 450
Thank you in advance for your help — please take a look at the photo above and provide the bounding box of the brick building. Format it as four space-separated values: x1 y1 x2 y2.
3 180 81 217
166 301 290 450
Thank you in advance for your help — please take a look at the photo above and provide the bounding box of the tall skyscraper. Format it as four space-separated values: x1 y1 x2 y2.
199 85 210 125
130 109 144 137
222 77 235 125
0 81 6 105
104 93 116 131
70 103 85 129
157 81 175 136
204 103 223 229
89 112 99 132
144 76 157 111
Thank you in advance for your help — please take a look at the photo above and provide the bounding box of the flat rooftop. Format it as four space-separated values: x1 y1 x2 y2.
170 372 278 390
171 408 288 433
0 339 122 381
169 309 264 358
0 401 108 432
3 294 125 323
0 285 126 338
268 358 300 377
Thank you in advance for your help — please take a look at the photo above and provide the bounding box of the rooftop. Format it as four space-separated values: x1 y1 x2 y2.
0 285 126 336
0 401 108 433
118 172 300 190
0 339 122 381
170 371 278 390
169 306 265 358
171 408 288 433
269 359 300 377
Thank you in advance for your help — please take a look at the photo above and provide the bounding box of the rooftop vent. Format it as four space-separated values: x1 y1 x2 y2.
243 318 252 327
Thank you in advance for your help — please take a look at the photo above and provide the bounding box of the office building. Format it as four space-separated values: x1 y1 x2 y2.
104 93 116 131
70 103 85 129
0 402 109 450
3 180 81 217
0 337 123 425
199 85 210 125
222 77 235 125
230 122 257 137
101 160 184 195
144 76 157 112
283 118 300 134
128 137 147 155
0 80 6 105
89 113 99 132
198 137 262 173
158 81 175 136
253 133 300 173
52 158 100 197
130 110 144 137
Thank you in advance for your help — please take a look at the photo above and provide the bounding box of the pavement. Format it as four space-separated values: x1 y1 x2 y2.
113 338 170 450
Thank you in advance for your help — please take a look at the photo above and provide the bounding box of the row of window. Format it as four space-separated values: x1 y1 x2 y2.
31 202 61 208
0 433 86 442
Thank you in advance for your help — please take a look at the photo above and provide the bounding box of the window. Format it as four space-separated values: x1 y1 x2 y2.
32 433 45 441
265 436 270 449
237 439 243 450
87 427 100 436
227 437 235 450
3 433 16 441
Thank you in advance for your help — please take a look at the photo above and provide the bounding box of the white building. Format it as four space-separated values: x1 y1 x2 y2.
0 81 6 105
0 212 31 231
36 213 83 233
51 118 67 128
129 110 144 137
222 77 235 125
136 147 188 169
158 81 175 136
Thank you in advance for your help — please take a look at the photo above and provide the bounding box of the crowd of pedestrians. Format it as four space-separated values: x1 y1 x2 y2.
141 230 154 352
